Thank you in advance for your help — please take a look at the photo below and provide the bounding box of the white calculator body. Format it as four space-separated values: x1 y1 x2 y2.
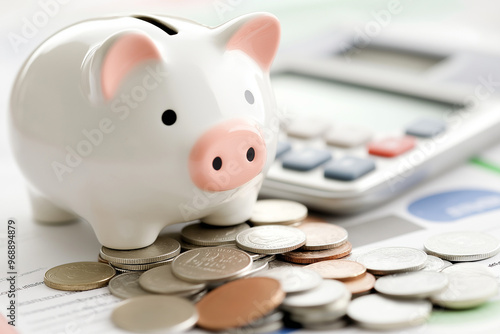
260 27 500 213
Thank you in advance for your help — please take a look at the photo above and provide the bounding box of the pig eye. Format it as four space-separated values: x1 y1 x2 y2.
161 109 177 126
245 90 254 104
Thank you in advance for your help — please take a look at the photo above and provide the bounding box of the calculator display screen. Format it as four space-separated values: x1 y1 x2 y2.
271 73 455 133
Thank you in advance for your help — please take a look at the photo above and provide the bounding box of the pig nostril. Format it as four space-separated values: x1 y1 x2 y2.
246 147 255 162
212 157 222 171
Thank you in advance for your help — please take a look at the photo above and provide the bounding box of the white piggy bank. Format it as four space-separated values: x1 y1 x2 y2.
9 13 280 249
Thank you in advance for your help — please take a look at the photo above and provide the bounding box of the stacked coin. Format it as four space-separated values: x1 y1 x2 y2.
279 222 351 264
42 199 500 334
99 235 181 272
180 222 250 248
281 279 352 329
172 246 254 285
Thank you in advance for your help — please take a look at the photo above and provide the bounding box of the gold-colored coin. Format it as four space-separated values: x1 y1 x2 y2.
44 262 116 291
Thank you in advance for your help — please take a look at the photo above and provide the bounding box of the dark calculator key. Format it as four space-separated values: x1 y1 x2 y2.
324 156 375 181
282 148 332 171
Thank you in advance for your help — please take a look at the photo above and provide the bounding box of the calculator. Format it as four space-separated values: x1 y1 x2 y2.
260 27 500 213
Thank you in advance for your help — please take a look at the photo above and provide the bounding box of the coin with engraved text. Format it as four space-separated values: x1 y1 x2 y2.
172 247 252 283
236 225 306 254
44 262 115 291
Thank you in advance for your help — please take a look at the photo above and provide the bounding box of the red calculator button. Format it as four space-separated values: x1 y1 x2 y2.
368 136 415 157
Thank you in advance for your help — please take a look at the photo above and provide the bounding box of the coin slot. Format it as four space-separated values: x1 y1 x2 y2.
134 16 178 35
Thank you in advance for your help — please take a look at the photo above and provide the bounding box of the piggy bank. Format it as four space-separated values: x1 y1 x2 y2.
9 13 280 249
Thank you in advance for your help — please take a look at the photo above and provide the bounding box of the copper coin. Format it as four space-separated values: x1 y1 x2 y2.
305 259 366 281
297 222 348 250
281 242 352 264
196 277 285 331
343 273 376 295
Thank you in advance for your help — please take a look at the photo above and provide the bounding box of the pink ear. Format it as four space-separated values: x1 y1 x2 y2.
226 16 280 72
101 33 161 100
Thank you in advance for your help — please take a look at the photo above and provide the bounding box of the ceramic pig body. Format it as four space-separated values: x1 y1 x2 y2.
9 13 280 249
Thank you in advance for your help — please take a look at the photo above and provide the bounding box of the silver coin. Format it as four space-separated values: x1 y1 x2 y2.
375 271 449 299
139 264 206 296
181 222 250 246
112 295 198 332
171 247 253 283
108 272 152 299
440 262 496 277
347 294 432 330
111 257 175 271
255 267 322 293
431 264 499 309
356 247 427 275
424 231 500 262
236 225 306 255
101 235 181 264
250 199 308 225
282 280 350 310
420 255 446 272
290 289 351 324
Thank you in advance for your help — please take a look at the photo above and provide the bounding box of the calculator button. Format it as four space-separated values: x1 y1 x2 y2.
282 148 332 171
324 126 372 148
405 119 446 138
368 136 415 157
287 118 332 139
324 156 375 181
275 141 292 158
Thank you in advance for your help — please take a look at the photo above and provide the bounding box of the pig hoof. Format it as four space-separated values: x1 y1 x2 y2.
29 191 77 224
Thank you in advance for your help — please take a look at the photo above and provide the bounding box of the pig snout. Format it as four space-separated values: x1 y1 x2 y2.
189 119 267 192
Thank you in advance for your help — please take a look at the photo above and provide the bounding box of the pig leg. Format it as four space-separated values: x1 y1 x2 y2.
203 191 258 226
29 190 77 224
88 213 164 250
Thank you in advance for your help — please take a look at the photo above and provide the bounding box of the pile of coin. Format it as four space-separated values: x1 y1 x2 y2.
43 199 500 333
99 235 181 272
